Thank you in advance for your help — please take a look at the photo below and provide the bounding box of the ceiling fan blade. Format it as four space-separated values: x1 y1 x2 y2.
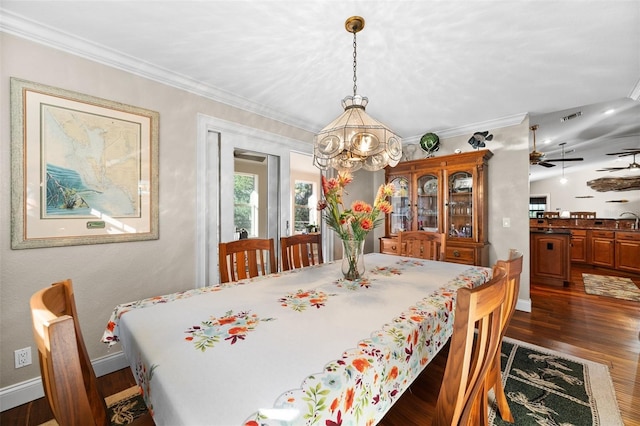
607 150 640 156
597 167 627 171
542 157 584 162
537 162 556 168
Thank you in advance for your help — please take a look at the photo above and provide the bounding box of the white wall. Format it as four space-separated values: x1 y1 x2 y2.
531 168 640 217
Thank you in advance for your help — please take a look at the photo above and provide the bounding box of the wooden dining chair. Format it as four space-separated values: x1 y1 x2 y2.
485 249 524 423
219 238 277 283
280 233 323 271
30 279 153 426
398 231 446 261
569 211 596 219
432 264 508 426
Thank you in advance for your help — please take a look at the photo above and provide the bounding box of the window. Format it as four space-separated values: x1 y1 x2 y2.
234 173 259 237
529 195 549 218
294 180 317 233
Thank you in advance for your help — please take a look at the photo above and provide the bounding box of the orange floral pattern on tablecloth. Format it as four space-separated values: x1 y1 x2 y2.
243 266 491 426
101 274 276 346
185 310 275 351
334 277 374 290
133 354 157 417
279 289 335 311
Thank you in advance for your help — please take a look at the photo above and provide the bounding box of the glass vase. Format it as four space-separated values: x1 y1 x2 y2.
341 238 365 280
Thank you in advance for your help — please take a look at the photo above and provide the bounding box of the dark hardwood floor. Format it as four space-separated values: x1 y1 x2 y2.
2 264 638 425
0 367 144 425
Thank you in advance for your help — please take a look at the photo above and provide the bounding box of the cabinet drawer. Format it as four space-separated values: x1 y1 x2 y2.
591 230 614 239
446 246 475 264
571 229 587 236
380 238 400 255
616 232 640 241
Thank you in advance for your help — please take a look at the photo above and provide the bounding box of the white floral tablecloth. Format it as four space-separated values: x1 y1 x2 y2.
102 253 491 426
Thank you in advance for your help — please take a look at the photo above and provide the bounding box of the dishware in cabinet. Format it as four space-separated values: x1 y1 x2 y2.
384 169 442 236
388 175 411 234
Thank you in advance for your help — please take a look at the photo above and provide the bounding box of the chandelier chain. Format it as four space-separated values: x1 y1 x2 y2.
352 31 357 96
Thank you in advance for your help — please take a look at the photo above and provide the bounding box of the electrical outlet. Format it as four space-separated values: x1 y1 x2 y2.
14 347 32 368
502 217 511 228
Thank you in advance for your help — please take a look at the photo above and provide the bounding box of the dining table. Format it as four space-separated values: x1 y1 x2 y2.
102 253 492 425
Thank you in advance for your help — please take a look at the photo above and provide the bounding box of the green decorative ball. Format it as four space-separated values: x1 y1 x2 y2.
420 132 440 153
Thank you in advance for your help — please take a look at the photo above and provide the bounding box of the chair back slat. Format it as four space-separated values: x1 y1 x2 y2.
398 231 446 261
485 249 524 422
219 238 277 283
433 265 508 426
30 279 109 426
280 233 323 271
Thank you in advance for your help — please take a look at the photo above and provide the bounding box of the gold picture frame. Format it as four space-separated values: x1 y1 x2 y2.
10 78 159 249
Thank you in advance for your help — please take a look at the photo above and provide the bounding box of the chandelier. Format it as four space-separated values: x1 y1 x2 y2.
313 16 402 172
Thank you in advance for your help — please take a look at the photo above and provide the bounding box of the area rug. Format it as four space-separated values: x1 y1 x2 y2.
39 385 148 425
489 337 623 426
582 273 640 302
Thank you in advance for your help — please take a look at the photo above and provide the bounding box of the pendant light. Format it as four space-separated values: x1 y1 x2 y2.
559 142 568 184
313 16 402 172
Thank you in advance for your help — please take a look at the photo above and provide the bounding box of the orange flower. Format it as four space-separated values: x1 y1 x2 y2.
360 218 374 230
107 321 116 332
377 200 392 214
218 316 237 325
338 172 353 187
410 315 424 322
228 326 247 335
330 397 340 412
352 357 371 373
185 336 193 341
387 365 399 381
344 387 355 412
351 200 371 213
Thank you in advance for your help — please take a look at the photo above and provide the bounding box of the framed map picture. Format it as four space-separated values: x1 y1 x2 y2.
10 78 159 249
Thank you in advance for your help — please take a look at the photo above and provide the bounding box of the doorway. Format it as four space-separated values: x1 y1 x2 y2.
196 114 312 287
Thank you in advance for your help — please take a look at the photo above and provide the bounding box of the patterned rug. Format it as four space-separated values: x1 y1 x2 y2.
489 337 623 426
39 385 148 425
582 273 640 302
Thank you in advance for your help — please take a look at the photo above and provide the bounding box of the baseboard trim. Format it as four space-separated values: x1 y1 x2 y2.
0 351 128 412
516 297 532 313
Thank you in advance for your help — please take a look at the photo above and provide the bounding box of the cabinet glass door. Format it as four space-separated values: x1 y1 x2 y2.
416 173 439 232
389 176 411 234
448 171 473 239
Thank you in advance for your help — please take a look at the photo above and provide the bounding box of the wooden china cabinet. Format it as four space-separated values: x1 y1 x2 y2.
380 150 493 266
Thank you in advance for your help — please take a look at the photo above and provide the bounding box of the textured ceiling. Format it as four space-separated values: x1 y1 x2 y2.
1 1 639 181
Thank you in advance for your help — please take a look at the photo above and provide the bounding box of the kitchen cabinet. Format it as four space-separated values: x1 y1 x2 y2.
570 229 588 263
381 150 492 266
590 230 615 268
615 232 640 274
530 230 571 286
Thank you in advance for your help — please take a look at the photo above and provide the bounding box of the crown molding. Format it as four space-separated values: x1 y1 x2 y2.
0 9 316 132
403 112 528 144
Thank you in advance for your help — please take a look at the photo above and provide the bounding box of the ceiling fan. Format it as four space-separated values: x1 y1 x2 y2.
529 125 584 167
597 149 640 172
